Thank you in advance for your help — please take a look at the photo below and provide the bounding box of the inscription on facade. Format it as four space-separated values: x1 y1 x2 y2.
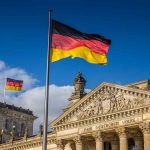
96 122 119 130
83 127 93 133
79 117 141 134
122 118 136 125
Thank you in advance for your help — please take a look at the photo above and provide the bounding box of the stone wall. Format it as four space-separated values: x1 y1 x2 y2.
0 104 36 143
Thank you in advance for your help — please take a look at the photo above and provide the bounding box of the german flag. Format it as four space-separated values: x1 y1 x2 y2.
5 78 23 91
51 20 111 64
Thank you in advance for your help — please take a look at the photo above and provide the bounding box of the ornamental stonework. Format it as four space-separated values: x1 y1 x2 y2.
55 139 64 148
73 135 82 144
115 127 127 137
139 122 150 134
77 89 147 120
1 79 150 150
92 131 103 141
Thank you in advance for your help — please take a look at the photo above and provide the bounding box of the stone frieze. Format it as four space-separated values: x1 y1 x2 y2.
77 90 146 120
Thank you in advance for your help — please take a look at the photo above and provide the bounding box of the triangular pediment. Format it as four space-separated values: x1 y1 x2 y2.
49 82 150 128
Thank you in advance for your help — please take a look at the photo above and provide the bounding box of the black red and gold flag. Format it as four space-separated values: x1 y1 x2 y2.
5 78 23 91
51 20 111 64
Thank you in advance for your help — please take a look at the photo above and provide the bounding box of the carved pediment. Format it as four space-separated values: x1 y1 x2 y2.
77 90 144 120
50 82 150 127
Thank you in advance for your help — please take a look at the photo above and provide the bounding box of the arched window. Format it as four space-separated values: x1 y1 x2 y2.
21 123 25 136
5 119 9 130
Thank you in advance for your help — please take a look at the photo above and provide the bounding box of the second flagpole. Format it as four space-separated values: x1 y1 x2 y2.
42 10 53 150
3 77 6 103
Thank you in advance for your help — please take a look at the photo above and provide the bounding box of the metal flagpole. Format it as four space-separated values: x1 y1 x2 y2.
42 10 53 150
3 77 6 103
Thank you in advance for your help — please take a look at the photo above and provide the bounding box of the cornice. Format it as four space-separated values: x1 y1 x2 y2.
0 108 37 121
0 102 34 116
49 82 150 128
127 80 149 86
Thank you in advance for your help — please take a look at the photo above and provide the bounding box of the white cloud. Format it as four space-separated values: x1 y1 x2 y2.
7 85 74 134
0 61 6 71
0 60 90 134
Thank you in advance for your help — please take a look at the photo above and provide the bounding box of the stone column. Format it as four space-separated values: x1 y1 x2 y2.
116 127 128 150
139 122 150 150
93 131 103 150
56 139 64 150
74 135 82 150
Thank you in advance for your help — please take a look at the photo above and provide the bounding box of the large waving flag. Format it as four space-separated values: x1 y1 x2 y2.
51 20 111 64
5 78 23 91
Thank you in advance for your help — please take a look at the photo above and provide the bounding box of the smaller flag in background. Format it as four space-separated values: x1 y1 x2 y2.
5 78 23 91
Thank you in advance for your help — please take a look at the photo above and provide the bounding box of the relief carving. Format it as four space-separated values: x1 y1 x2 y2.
115 127 127 137
55 139 64 148
92 131 103 141
77 89 145 120
73 135 82 144
139 122 150 134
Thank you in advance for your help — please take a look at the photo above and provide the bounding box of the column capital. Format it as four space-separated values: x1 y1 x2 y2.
92 131 103 141
139 122 150 134
55 139 64 149
73 135 82 144
115 127 127 138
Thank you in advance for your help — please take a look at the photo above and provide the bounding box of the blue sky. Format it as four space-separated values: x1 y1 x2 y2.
0 0 150 132
0 0 150 88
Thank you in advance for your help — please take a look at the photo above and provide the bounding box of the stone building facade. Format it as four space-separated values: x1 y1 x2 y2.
0 102 37 144
0 73 150 150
